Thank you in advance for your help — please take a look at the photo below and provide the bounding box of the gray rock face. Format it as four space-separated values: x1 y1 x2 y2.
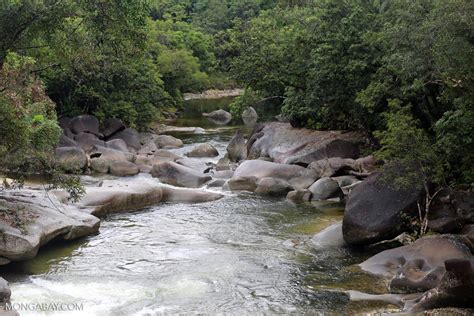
360 235 472 294
0 190 100 262
342 170 423 246
74 132 105 152
106 139 129 153
109 161 139 177
69 115 100 136
154 135 183 149
109 128 141 150
151 161 212 188
101 118 125 138
227 129 247 162
203 109 232 125
187 143 219 158
55 146 88 172
311 222 345 249
255 177 293 196
308 177 343 201
247 122 362 165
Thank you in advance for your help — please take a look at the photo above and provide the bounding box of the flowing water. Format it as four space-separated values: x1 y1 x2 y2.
1 99 391 315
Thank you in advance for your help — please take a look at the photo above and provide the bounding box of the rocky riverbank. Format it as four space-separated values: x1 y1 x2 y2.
1 113 472 313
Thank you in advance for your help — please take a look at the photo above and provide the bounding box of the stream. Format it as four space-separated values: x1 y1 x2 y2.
1 99 390 315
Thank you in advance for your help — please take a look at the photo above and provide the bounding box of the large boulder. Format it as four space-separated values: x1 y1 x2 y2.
109 161 139 177
151 161 212 188
342 170 423 245
360 235 472 294
101 118 125 138
232 160 316 190
308 177 343 201
106 139 130 153
247 122 362 165
0 189 100 262
308 156 376 178
55 146 88 172
227 129 247 162
109 128 141 151
74 132 105 152
202 109 232 125
187 143 219 158
58 134 78 147
310 222 345 249
69 115 100 136
254 177 293 196
154 135 183 149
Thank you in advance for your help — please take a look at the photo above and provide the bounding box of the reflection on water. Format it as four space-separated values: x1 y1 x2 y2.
1 98 393 315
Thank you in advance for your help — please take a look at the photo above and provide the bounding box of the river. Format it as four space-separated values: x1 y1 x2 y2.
1 99 390 315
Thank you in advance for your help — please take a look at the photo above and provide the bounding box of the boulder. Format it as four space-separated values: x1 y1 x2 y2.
342 170 423 245
154 149 182 161
187 143 219 158
90 146 135 163
216 156 231 171
90 157 109 174
242 106 258 126
0 189 100 262
454 191 474 222
308 177 343 201
233 160 316 185
109 161 139 177
227 129 247 162
137 140 158 155
310 222 345 249
106 139 130 153
154 135 183 149
176 158 212 174
224 176 258 192
211 170 234 179
69 115 100 136
202 109 232 125
101 118 125 138
151 161 212 188
207 179 227 188
255 177 293 196
287 190 312 203
308 156 376 178
58 116 72 130
360 235 472 293
139 165 152 174
58 134 78 147
74 132 105 152
0 277 11 303
247 122 362 165
109 128 141 150
55 146 88 172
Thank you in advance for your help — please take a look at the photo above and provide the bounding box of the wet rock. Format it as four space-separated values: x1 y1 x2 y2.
109 161 139 177
74 132 105 152
187 143 219 158
360 235 472 293
311 222 345 249
202 109 232 125
224 176 258 192
101 118 125 138
106 139 130 153
308 177 343 201
55 146 88 172
69 115 100 136
154 135 183 149
227 129 247 162
0 190 100 262
151 161 212 188
342 169 423 246
247 122 362 164
255 177 293 196
287 190 312 203
109 128 141 150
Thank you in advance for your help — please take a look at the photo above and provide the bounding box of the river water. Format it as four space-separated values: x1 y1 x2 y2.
2 99 390 315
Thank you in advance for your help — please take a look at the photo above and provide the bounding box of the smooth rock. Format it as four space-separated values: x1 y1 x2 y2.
69 115 100 136
225 176 258 192
309 177 343 201
202 109 232 125
55 146 88 172
101 118 125 138
242 106 258 126
227 129 247 162
137 140 158 155
176 158 212 174
154 135 183 149
154 149 182 161
74 132 105 152
151 162 212 188
109 161 139 177
106 139 130 153
287 190 312 203
311 222 345 249
109 128 141 150
187 143 219 158
58 134 78 147
255 177 293 196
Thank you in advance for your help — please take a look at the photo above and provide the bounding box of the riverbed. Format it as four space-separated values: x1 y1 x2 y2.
1 99 392 315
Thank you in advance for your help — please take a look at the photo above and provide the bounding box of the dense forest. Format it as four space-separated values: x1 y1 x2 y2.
0 0 473 191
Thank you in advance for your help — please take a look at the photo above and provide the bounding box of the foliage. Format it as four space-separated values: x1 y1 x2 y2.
229 88 264 118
